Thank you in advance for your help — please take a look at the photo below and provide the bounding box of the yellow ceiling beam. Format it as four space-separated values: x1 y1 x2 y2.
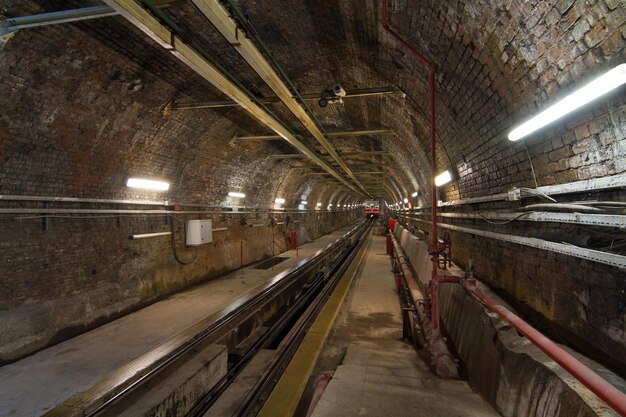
102 0 366 197
193 0 368 196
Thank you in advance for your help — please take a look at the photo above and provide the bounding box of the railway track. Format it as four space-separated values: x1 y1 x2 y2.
45 220 372 417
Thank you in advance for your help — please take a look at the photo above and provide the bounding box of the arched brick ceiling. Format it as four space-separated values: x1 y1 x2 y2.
1 0 624 206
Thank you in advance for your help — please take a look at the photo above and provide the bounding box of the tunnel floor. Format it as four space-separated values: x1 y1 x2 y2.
0 226 502 416
0 225 357 417
304 234 498 417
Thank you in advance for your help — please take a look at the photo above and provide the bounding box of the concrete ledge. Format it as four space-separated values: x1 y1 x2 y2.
392 223 626 417
440 283 624 417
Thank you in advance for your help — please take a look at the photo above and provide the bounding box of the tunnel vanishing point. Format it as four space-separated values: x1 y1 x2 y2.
0 1 625 417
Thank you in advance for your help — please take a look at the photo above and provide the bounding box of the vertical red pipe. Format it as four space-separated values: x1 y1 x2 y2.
381 4 626 415
429 70 439 330
381 0 440 329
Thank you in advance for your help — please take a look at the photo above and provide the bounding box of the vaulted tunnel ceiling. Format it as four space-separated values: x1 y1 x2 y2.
0 0 624 208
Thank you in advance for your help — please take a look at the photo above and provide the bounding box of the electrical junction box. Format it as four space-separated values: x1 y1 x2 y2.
507 188 521 201
186 220 213 246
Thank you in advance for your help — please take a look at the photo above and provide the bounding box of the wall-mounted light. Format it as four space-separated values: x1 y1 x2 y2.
301 200 307 205
126 178 170 191
508 64 626 141
275 198 286 204
411 191 419 197
435 170 452 187
228 191 246 198
403 197 409 203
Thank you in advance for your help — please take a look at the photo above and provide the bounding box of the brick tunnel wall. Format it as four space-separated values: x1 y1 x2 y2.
1 0 624 372
381 0 626 375
0 5 360 362
0 205 357 363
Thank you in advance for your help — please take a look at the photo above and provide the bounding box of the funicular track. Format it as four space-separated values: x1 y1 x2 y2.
46 220 373 417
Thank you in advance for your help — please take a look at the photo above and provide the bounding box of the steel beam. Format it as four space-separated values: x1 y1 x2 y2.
102 0 365 197
269 154 307 159
1 6 116 35
233 129 394 141
192 0 367 195
411 211 626 229
0 1 182 35
440 174 626 207
269 150 389 159
339 150 389 156
171 87 403 110
399 215 626 269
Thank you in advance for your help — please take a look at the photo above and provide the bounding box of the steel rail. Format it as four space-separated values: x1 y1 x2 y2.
44 220 369 417
250 225 373 417
188 221 372 416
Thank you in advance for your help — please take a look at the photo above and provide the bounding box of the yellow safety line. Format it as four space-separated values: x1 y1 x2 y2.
257 228 373 417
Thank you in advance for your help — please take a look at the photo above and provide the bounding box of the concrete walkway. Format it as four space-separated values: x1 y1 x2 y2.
309 234 499 417
0 224 357 417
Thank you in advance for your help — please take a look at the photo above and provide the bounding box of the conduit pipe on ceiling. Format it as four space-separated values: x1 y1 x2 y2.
464 280 626 416
192 0 369 196
382 0 443 331
102 0 365 198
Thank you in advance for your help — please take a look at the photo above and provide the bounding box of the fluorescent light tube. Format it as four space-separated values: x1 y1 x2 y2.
435 170 452 186
228 191 246 198
275 198 286 204
508 64 626 141
126 178 169 191
301 200 307 205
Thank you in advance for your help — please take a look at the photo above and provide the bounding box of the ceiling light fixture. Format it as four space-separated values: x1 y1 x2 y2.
434 170 452 187
126 178 170 191
508 64 626 141
411 191 418 197
301 200 307 205
403 197 409 203
228 191 246 198
275 198 286 204
316 202 322 207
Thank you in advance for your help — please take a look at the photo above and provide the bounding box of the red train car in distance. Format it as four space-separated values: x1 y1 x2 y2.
364 201 380 218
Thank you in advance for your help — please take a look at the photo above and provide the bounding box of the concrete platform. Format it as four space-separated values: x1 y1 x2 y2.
0 224 358 417
308 235 499 417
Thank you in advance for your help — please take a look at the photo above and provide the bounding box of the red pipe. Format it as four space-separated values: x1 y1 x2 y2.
382 5 626 413
390 232 458 379
381 0 441 330
465 281 626 416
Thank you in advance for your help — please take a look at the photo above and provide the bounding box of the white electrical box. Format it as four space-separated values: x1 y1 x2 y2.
186 220 213 246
